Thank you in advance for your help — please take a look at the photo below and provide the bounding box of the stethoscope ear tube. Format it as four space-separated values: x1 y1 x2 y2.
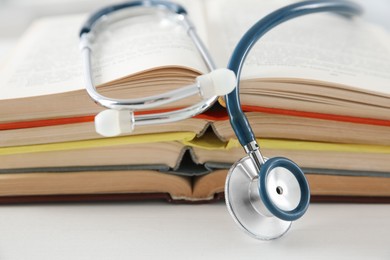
80 0 238 136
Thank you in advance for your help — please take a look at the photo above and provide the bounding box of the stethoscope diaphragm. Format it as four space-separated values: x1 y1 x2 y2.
225 156 292 240
225 156 310 240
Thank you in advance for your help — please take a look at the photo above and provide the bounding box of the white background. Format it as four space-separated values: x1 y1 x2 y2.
0 202 389 260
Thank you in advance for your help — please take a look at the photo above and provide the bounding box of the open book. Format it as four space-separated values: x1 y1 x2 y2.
1 0 390 203
1 0 390 123
0 1 389 144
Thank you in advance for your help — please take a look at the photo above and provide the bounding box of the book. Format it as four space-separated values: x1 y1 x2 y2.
1 131 390 174
1 0 390 124
0 169 389 203
2 111 390 147
1 128 390 202
1 0 390 203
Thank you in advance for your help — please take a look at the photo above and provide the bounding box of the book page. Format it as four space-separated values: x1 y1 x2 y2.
0 0 209 100
205 0 390 95
0 170 193 199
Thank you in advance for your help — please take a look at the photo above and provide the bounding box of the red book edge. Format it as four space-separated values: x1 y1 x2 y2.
0 108 229 130
1 105 389 131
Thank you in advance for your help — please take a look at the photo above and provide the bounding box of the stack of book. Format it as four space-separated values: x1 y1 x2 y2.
0 0 389 203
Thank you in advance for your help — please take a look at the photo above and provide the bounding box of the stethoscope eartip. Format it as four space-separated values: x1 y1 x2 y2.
197 68 237 99
95 109 134 137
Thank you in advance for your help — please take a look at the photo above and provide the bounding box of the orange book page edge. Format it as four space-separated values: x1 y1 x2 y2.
242 105 390 127
0 107 229 130
1 105 389 130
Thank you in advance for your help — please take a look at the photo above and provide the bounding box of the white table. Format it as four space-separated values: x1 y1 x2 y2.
0 202 389 260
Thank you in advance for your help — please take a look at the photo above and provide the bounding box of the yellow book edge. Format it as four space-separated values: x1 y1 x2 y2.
1 131 390 156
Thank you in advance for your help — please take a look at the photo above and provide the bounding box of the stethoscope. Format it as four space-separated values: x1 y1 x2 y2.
80 0 362 240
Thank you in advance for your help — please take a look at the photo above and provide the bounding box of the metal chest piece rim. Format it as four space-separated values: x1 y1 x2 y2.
225 156 292 240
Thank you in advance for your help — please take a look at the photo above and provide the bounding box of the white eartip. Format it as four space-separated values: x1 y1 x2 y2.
95 109 134 137
197 68 236 99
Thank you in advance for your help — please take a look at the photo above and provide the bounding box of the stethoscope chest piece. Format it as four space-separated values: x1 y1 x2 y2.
225 156 310 240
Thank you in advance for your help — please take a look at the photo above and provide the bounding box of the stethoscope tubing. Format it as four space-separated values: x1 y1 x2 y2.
225 0 362 147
